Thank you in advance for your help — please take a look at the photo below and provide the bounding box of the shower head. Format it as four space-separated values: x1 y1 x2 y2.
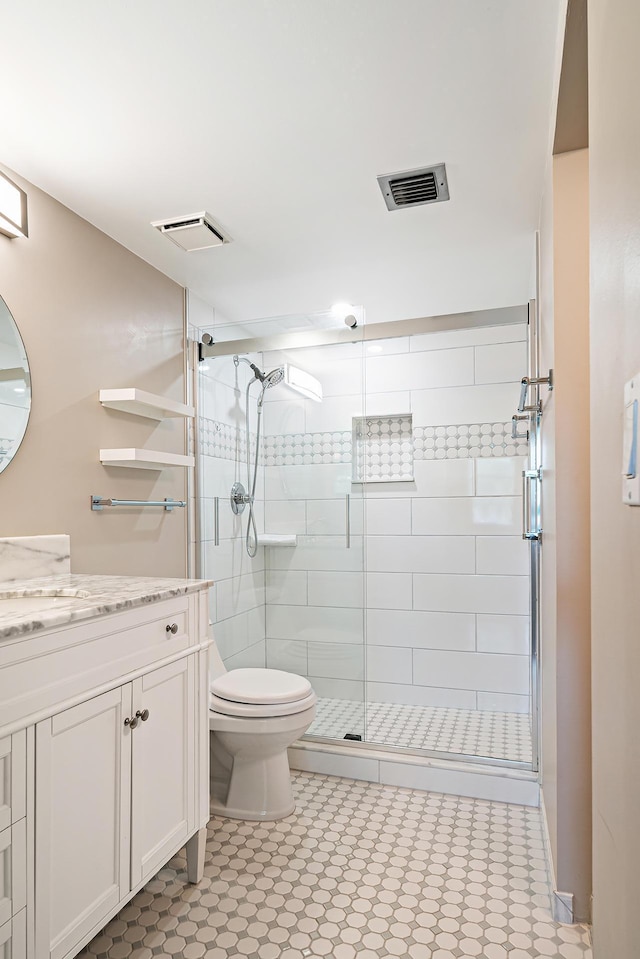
263 367 285 388
257 367 285 409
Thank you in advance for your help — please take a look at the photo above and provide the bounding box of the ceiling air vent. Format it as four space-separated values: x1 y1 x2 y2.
151 211 231 251
377 164 449 211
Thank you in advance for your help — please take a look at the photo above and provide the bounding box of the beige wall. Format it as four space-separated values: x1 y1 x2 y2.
0 167 188 577
539 148 592 921
589 1 640 954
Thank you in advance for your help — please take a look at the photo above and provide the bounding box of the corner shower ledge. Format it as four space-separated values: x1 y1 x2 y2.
99 388 195 420
99 448 195 470
257 534 297 547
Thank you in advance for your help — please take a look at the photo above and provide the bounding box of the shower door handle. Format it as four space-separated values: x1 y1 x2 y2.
345 494 351 548
522 470 541 541
214 496 220 546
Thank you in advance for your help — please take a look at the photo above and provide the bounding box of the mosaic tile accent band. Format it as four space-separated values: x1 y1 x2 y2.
200 418 528 464
199 418 259 462
414 423 528 459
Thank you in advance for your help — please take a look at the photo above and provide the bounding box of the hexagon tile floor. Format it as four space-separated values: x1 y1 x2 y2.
79 771 592 959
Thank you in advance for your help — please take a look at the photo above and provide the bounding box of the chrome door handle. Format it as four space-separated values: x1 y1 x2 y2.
214 496 220 546
135 709 150 722
345 494 351 548
166 623 179 634
124 716 139 729
522 469 541 541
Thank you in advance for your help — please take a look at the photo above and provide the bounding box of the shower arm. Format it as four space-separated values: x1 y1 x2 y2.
234 355 265 383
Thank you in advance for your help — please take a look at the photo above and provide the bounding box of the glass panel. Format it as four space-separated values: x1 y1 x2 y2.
260 335 366 743
362 322 533 764
197 347 269 669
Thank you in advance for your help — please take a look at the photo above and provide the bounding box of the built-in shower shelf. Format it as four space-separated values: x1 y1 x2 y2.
99 448 195 470
99 388 195 421
352 413 414 483
257 534 298 548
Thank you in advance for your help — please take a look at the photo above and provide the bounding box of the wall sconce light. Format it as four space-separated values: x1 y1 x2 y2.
0 172 28 239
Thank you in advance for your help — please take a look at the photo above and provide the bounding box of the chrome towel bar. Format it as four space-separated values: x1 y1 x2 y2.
91 496 186 512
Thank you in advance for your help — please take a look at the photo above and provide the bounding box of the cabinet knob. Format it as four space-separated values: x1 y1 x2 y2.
124 716 139 729
166 623 179 634
136 709 150 722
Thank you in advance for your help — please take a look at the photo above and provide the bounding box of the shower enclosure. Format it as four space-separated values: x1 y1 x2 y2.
192 302 538 770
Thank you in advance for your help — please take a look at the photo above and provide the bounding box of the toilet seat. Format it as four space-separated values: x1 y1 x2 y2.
210 689 317 718
211 668 312 706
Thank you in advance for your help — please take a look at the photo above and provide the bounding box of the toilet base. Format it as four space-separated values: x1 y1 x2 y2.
209 703 316 822
210 796 295 821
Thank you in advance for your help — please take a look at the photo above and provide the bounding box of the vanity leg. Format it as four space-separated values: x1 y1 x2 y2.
186 826 207 883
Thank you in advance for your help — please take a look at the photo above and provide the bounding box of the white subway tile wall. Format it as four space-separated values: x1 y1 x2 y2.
262 323 531 762
197 350 267 671
198 322 532 763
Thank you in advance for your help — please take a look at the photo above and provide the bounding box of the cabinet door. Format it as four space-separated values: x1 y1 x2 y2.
35 687 131 959
130 658 195 888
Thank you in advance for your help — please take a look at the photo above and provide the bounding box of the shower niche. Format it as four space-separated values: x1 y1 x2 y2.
352 413 414 483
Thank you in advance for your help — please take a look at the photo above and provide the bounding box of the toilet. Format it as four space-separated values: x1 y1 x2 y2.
209 654 316 821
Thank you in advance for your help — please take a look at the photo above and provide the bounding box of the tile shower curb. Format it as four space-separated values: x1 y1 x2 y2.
289 739 540 807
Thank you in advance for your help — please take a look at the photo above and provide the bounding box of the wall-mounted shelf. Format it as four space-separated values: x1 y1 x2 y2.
99 448 195 470
99 388 194 421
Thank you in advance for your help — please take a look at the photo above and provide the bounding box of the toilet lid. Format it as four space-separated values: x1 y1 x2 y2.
211 668 313 705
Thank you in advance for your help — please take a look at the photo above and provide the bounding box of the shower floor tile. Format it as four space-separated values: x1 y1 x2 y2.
79 771 591 959
308 697 533 764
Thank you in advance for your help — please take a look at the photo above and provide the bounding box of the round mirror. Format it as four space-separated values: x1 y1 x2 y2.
0 295 31 473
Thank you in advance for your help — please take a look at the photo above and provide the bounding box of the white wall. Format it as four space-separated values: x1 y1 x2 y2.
261 323 530 730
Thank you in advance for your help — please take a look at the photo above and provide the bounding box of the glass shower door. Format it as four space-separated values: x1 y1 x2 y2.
260 337 366 742
361 322 533 765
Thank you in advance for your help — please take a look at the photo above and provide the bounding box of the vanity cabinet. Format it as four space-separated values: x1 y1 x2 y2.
0 584 211 959
35 688 131 959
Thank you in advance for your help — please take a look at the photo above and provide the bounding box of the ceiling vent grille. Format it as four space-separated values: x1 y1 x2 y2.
377 164 450 211
151 211 231 251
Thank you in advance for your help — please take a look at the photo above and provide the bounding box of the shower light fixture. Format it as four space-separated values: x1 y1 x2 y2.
284 364 323 403
0 172 28 239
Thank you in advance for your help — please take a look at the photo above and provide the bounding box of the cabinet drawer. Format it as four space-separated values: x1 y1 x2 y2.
127 604 189 649
0 821 26 928
0 733 26 832
0 908 26 959
0 597 195 731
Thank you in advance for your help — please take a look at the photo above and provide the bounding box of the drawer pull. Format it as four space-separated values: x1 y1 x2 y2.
135 709 150 722
124 716 139 729
166 623 179 634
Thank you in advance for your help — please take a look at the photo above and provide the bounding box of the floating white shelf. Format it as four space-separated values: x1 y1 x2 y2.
99 388 194 421
99 448 195 470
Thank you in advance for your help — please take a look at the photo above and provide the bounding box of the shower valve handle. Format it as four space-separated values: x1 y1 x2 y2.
230 481 252 514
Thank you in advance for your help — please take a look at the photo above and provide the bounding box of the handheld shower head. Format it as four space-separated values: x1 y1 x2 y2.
264 367 285 388
257 367 285 408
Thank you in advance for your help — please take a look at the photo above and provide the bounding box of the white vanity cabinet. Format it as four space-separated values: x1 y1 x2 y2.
35 687 131 959
0 584 211 959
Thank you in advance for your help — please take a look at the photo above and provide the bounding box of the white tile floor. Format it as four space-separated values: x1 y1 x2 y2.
308 698 533 765
80 771 591 959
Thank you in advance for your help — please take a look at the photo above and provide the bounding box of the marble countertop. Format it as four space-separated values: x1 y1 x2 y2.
0 573 213 641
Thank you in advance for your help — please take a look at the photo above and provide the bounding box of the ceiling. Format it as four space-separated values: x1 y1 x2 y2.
1 1 563 326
